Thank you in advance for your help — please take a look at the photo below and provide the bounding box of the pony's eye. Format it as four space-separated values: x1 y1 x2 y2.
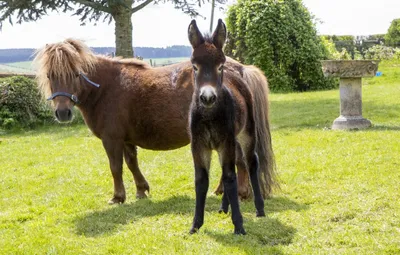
218 65 224 72
192 65 198 71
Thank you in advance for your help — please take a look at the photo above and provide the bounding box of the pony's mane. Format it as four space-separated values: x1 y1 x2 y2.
34 38 97 98
34 38 150 98
115 57 150 68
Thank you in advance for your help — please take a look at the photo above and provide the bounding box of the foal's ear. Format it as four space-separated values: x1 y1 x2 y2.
188 20 205 49
212 19 227 49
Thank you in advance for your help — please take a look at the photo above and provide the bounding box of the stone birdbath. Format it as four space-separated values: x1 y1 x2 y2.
321 60 380 130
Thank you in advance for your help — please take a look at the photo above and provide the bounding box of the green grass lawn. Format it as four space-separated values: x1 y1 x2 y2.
1 61 399 254
0 61 35 74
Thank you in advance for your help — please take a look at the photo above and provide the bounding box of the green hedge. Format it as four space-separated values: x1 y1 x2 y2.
225 0 337 92
0 76 51 129
0 76 83 130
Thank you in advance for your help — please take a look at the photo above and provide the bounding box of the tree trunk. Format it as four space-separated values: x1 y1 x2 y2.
113 2 134 58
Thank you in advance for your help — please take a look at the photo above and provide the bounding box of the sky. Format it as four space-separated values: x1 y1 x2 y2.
0 0 399 49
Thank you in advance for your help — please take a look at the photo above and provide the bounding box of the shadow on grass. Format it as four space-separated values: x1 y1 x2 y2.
206 217 296 254
74 195 306 239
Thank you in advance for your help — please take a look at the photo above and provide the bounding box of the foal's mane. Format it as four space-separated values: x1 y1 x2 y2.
203 34 213 44
34 38 149 98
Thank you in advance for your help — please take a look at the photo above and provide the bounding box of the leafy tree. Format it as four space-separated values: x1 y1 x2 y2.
0 0 225 57
225 0 335 92
385 18 400 47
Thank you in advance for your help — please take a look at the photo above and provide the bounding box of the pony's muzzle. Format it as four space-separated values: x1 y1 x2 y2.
199 86 217 107
55 109 73 122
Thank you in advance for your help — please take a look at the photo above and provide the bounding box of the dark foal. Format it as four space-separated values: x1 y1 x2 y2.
188 19 265 235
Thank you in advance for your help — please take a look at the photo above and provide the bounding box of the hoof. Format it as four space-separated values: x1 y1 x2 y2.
214 186 223 196
136 191 148 199
136 182 150 199
189 227 199 234
218 208 228 214
256 210 266 217
219 200 229 214
234 227 247 235
190 221 203 234
108 196 125 205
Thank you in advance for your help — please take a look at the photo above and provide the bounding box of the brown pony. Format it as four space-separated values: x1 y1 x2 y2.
188 19 265 235
33 38 276 204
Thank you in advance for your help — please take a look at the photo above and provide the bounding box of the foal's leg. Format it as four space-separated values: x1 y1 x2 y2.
102 138 126 204
219 143 249 213
242 137 265 217
214 144 252 200
218 140 246 235
123 143 150 199
190 143 211 234
219 189 229 214
247 152 265 217
214 176 224 195
236 143 252 200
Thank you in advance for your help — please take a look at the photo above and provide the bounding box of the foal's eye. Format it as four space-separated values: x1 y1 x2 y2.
218 65 224 72
192 65 198 71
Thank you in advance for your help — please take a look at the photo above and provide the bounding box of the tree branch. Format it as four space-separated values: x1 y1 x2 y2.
132 0 154 14
72 0 111 13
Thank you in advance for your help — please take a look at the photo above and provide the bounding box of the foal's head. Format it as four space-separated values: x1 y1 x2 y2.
188 19 227 108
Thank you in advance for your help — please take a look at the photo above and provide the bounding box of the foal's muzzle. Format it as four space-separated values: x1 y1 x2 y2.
199 86 217 107
55 109 73 122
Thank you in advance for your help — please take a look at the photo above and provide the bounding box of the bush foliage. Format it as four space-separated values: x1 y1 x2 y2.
364 45 400 60
225 0 337 92
385 18 400 47
320 37 353 60
0 76 53 129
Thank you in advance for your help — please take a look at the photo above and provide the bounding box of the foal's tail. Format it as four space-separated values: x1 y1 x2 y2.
243 66 278 199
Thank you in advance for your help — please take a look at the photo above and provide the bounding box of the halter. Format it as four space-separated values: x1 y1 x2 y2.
47 73 100 104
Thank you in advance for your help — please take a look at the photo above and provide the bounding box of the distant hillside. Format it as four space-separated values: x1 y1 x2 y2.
0 46 192 63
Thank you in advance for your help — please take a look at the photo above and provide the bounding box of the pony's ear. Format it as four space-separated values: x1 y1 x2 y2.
188 20 205 49
212 19 227 49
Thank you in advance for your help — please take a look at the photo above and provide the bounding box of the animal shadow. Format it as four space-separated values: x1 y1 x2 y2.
74 195 306 239
74 195 216 237
206 217 296 254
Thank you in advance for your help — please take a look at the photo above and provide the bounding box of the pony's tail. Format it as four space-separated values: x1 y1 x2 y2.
243 66 279 199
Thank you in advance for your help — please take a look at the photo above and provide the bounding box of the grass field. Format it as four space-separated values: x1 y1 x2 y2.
0 61 35 74
0 61 399 254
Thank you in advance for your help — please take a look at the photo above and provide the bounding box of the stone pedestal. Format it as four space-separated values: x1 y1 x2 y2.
321 60 380 130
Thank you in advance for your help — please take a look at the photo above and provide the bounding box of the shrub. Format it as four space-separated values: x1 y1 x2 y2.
225 0 337 92
364 45 400 60
321 37 344 60
0 76 53 129
385 18 400 47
